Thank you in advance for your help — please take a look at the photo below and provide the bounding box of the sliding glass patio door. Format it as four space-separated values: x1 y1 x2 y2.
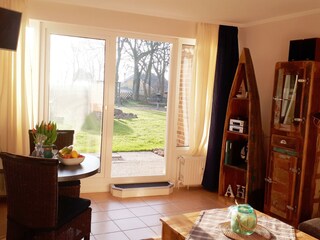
41 23 186 183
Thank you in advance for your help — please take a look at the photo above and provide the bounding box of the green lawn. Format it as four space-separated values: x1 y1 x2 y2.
112 107 166 152
75 105 166 153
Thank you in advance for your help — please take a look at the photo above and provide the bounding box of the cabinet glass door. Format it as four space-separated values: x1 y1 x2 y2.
273 64 306 132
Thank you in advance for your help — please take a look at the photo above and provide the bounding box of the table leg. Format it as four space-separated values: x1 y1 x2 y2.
58 180 81 198
162 221 185 240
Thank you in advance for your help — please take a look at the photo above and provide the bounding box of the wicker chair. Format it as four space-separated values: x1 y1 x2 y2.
29 129 80 198
0 152 91 240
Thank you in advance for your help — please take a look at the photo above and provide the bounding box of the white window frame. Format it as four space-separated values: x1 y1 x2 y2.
39 21 195 186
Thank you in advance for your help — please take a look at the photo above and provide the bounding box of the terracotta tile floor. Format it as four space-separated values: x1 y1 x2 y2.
0 187 235 240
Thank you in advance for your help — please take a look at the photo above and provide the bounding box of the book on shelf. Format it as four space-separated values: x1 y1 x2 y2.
224 140 248 167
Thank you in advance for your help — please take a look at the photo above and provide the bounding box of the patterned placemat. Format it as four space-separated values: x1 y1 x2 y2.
186 208 296 240
219 222 272 240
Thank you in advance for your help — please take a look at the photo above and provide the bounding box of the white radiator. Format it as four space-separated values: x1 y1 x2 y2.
178 155 206 188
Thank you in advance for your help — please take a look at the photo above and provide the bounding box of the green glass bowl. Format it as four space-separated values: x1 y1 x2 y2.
229 204 257 235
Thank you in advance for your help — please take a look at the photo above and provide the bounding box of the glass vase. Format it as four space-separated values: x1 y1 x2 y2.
229 204 257 235
34 143 43 157
43 145 54 158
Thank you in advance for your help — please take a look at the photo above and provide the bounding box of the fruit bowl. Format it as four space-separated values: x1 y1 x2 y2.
58 155 85 165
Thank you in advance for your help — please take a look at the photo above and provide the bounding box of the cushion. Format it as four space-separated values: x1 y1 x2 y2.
298 218 320 239
57 196 91 227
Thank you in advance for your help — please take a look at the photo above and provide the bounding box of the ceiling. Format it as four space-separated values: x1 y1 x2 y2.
38 0 320 26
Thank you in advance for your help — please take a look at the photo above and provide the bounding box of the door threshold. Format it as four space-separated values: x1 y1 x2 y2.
110 181 174 198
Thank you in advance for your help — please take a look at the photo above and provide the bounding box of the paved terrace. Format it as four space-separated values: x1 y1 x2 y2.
111 151 165 177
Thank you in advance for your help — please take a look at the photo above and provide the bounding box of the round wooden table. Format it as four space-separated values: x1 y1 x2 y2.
58 154 100 182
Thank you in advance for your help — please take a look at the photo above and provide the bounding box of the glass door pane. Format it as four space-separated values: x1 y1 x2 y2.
273 63 306 132
48 34 105 156
111 37 171 178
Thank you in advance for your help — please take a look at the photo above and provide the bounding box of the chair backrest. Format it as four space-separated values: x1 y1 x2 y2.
29 129 75 155
0 152 59 228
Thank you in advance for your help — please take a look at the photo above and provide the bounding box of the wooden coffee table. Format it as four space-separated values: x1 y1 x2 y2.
160 210 317 240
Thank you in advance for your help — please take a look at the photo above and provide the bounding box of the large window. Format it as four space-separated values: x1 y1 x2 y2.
41 22 194 182
176 44 194 147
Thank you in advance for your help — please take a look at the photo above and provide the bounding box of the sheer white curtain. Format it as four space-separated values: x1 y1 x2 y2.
189 23 218 156
0 0 33 155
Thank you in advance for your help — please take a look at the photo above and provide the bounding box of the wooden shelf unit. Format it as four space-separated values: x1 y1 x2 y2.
218 48 265 210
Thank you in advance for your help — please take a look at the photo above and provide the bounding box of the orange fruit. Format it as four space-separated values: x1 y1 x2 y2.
71 150 79 158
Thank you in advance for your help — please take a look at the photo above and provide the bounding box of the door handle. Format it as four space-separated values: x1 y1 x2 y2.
293 118 304 123
264 177 275 184
286 205 296 211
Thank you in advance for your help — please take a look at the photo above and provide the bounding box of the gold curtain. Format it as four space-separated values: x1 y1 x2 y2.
0 0 31 154
189 23 218 156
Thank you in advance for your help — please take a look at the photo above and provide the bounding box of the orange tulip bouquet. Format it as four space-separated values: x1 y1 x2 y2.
32 121 57 157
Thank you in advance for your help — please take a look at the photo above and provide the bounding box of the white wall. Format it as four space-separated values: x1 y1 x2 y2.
240 13 320 143
29 0 197 38
28 0 320 192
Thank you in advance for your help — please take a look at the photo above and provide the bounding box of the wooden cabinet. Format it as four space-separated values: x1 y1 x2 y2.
267 151 298 220
218 48 265 210
264 61 320 226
